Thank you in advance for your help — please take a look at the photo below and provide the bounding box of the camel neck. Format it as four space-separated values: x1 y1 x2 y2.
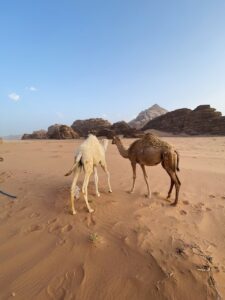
115 139 129 159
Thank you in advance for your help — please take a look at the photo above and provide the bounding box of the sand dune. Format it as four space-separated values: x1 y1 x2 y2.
0 137 225 299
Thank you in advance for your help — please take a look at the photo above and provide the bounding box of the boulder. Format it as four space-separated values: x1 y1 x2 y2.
71 118 111 137
111 121 143 138
96 128 115 138
47 124 79 139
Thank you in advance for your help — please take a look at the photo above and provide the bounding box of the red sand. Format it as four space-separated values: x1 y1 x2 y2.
0 137 225 299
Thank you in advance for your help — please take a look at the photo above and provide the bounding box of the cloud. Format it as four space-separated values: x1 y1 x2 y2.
8 92 20 101
26 86 38 92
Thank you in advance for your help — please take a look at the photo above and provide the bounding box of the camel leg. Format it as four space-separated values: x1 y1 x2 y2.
129 162 136 194
82 171 94 213
166 169 180 206
140 164 151 198
167 177 174 199
70 167 80 215
101 163 112 193
94 166 100 197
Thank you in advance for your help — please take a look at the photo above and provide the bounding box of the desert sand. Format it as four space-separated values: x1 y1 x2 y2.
0 137 225 300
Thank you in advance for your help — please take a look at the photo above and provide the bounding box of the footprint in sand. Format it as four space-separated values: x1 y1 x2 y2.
47 266 85 299
206 207 212 211
29 212 40 218
18 206 27 211
209 194 216 199
56 239 66 246
221 196 225 200
180 210 187 215
84 214 96 227
60 224 73 233
182 200 189 205
47 218 62 233
153 191 160 196
47 218 58 225
25 224 44 233
48 223 62 233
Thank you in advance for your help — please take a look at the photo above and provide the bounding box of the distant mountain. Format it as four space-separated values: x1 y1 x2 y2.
2 135 22 140
143 105 225 135
129 104 168 129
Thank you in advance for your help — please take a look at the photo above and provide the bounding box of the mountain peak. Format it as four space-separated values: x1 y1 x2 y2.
129 104 168 129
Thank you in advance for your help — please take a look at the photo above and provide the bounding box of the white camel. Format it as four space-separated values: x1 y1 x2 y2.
65 134 112 214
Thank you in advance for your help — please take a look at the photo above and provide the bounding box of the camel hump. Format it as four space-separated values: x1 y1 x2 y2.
142 133 171 149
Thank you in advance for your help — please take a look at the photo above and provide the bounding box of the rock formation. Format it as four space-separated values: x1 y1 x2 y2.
71 118 111 137
47 124 79 139
129 104 168 129
111 121 143 138
22 130 48 140
96 121 143 138
143 105 225 135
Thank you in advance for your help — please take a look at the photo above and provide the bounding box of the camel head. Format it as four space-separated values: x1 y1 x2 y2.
112 136 120 145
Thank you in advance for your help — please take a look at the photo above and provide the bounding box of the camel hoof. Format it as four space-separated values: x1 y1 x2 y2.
108 190 112 193
71 210 77 215
145 194 151 199
88 208 94 213
170 202 177 207
127 190 133 194
96 193 100 197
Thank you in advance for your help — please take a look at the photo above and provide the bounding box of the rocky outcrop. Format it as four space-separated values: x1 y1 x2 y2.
183 105 224 135
95 121 143 138
47 124 79 139
96 128 115 139
111 121 143 138
129 104 168 129
71 118 111 136
22 130 48 140
143 105 225 135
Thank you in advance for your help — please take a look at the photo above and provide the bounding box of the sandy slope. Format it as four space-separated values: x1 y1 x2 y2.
0 137 225 300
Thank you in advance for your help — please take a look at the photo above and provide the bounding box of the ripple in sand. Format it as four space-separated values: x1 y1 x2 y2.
47 266 85 299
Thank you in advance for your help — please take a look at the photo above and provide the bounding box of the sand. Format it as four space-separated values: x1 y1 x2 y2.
0 137 225 300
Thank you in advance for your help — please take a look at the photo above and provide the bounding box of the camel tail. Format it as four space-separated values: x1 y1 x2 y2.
175 150 180 172
64 152 82 176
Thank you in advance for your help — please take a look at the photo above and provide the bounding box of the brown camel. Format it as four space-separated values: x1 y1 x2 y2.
112 133 181 205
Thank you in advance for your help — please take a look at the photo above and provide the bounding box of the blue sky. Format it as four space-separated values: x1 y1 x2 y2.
1 0 225 136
